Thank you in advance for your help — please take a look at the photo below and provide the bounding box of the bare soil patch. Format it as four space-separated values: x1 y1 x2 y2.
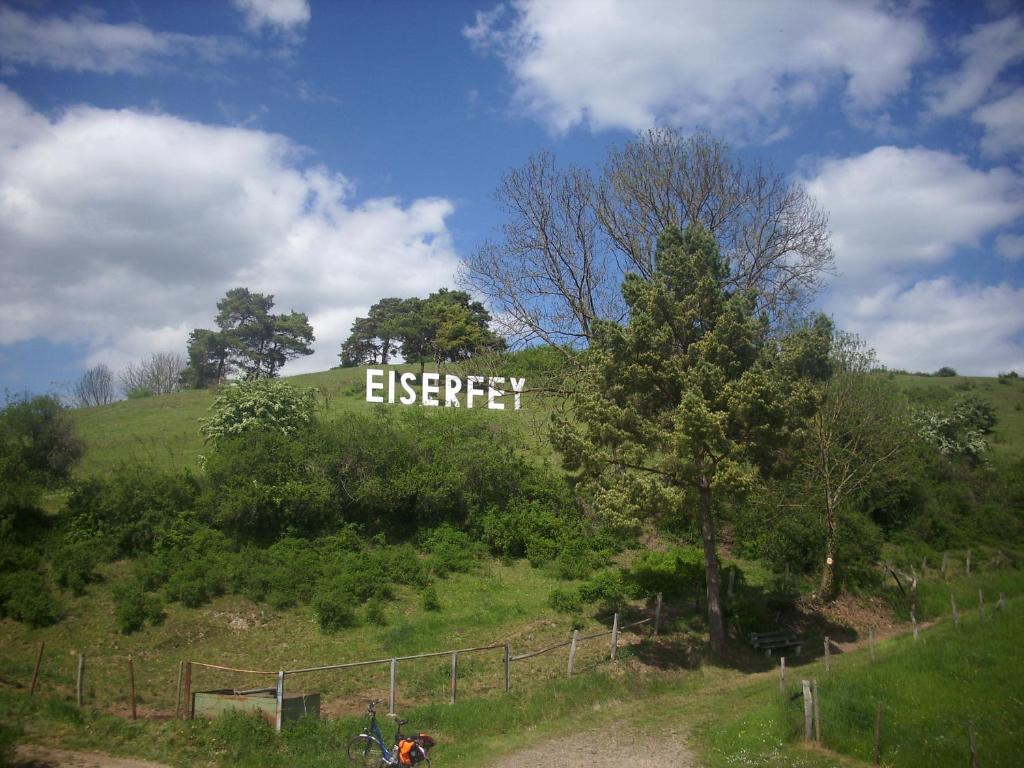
14 745 172 768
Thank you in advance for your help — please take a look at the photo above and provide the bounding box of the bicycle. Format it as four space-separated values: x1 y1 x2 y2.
346 699 433 768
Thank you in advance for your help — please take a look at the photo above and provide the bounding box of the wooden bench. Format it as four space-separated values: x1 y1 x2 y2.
749 630 803 657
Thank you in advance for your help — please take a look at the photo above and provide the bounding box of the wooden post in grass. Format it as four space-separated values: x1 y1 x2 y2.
610 612 620 660
128 656 137 721
449 652 458 705
922 556 928 573
388 659 397 714
941 552 948 575
653 593 662 637
802 680 813 741
952 593 960 625
873 703 882 765
966 549 972 576
29 641 44 696
978 589 985 621
969 721 978 768
503 644 511 693
567 630 579 676
812 679 821 744
997 592 1007 612
869 628 875 662
175 661 183 719
823 637 831 673
76 653 84 706
779 657 785 695
911 612 919 642
183 662 192 719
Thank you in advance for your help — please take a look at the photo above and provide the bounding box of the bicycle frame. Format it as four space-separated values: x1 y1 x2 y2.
356 704 403 764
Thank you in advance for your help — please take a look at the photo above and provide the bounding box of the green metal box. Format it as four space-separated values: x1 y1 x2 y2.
192 687 320 727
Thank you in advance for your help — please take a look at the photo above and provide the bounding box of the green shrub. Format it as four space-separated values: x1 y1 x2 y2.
628 547 703 599
365 596 387 625
579 569 630 612
421 585 441 611
312 585 357 633
0 571 61 627
201 379 316 445
548 587 582 613
423 524 478 575
112 580 164 634
51 538 100 595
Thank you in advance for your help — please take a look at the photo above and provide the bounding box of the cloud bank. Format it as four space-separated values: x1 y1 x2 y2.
0 86 459 375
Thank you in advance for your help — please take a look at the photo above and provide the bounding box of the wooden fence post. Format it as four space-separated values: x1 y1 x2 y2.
869 628 875 662
812 678 821 744
911 611 919 642
449 652 458 705
30 641 44 696
567 630 579 676
779 657 785 695
653 593 662 637
183 662 192 719
388 659 397 714
966 549 972 576
128 657 137 721
76 653 85 707
823 637 831 673
921 556 927 573
997 592 1007 612
873 703 882 766
802 680 813 742
978 589 985 621
969 720 978 768
941 552 948 575
610 612 620 660
503 644 511 692
275 671 285 733
952 593 960 625
175 661 183 719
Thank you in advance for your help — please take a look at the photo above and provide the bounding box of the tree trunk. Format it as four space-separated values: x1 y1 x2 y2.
698 477 726 655
820 494 836 599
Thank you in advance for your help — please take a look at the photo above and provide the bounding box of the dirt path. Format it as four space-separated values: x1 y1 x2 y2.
14 745 173 768
485 723 698 768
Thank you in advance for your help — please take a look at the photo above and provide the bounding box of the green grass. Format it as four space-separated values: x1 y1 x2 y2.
697 570 1024 768
69 363 557 477
890 372 1024 461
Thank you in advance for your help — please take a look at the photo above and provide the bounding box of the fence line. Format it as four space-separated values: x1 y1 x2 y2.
183 597 663 730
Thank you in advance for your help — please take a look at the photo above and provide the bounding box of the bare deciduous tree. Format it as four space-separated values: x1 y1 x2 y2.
460 153 622 351
74 364 115 407
120 352 186 396
462 130 834 347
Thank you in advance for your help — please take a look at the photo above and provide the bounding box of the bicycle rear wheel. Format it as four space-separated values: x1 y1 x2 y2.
346 734 387 767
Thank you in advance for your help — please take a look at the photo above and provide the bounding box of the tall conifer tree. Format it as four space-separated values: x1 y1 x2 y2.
553 224 814 654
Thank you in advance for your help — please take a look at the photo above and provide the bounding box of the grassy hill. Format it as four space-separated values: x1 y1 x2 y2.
68 367 1024 478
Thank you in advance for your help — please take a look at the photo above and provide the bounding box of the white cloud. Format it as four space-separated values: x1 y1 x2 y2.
926 15 1024 117
829 278 1024 376
0 6 244 74
803 146 1024 287
996 233 1024 261
972 87 1024 157
232 0 310 35
0 85 459 376
465 0 929 135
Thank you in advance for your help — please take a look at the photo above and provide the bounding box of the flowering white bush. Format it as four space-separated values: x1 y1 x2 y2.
200 380 316 444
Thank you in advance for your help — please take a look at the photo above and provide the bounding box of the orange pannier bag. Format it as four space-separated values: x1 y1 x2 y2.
397 739 419 766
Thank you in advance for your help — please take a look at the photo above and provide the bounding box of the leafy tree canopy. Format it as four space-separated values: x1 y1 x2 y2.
182 288 314 387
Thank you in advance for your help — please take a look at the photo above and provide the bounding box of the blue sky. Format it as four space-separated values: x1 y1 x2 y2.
1 0 1022 397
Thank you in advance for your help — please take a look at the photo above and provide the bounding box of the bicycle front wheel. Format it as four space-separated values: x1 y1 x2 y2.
346 734 387 768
